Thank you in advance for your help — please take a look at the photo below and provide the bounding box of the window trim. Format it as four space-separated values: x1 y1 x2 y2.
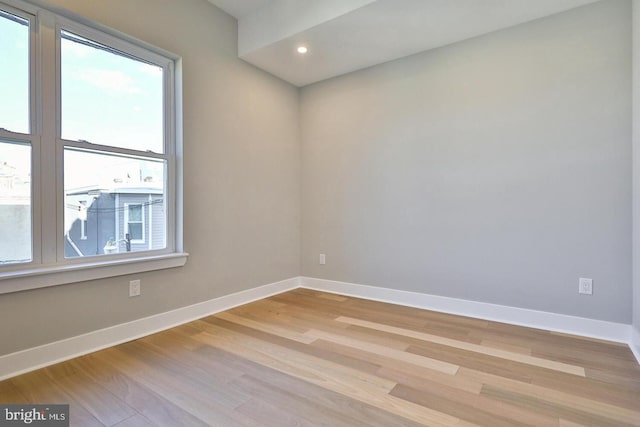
0 252 187 294
0 0 186 294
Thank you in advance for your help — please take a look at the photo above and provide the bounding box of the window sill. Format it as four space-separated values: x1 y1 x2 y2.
0 252 188 295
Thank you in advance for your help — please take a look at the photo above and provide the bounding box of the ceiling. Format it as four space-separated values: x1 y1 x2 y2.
208 0 600 87
207 0 272 19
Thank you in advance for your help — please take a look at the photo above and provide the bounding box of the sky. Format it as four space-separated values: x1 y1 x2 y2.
60 30 164 153
0 12 165 191
0 12 30 200
0 11 28 134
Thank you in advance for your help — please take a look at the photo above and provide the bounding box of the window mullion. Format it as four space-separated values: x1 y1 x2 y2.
38 11 58 264
28 8 40 266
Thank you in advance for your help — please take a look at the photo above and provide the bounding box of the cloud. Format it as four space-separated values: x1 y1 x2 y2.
74 68 141 94
61 39 91 58
139 64 163 78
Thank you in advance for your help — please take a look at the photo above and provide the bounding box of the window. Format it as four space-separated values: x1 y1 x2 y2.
0 0 184 293
79 200 87 240
125 204 145 243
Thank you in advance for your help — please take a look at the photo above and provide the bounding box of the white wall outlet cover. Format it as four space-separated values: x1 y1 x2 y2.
129 279 141 297
319 254 326 265
578 278 593 295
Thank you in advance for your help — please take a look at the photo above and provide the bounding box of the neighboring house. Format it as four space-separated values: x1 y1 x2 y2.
0 161 17 190
65 186 165 258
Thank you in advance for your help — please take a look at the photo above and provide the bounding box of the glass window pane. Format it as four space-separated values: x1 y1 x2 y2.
0 10 30 134
0 140 31 264
64 148 166 258
61 31 164 153
127 222 143 240
128 205 142 222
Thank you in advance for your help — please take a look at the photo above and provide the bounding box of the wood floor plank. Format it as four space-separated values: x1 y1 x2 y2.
559 419 588 427
197 317 384 375
457 367 640 425
113 414 156 427
195 345 424 427
215 311 316 344
420 320 480 342
192 325 461 426
316 292 349 302
527 366 640 410
225 305 311 334
479 339 532 355
191 322 397 394
68 354 210 427
233 299 416 350
309 338 482 394
304 328 459 374
51 371 137 426
336 316 586 376
391 383 557 427
231 373 424 427
10 371 104 427
583 367 640 391
119 341 251 409
140 327 205 352
0 381 28 404
234 397 311 427
137 331 247 384
375 365 483 395
481 385 634 427
1 289 638 427
531 345 640 374
232 375 364 427
91 347 259 427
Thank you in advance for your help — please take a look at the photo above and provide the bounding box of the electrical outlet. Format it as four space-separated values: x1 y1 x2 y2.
129 279 141 297
578 278 592 295
319 254 326 265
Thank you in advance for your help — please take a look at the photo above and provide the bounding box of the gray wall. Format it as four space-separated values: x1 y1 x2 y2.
0 0 301 355
633 0 640 341
301 0 632 323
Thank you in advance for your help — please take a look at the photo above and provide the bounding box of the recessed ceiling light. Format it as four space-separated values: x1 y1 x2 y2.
297 46 308 54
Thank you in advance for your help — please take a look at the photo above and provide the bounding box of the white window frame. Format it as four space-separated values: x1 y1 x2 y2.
0 0 186 295
124 203 145 244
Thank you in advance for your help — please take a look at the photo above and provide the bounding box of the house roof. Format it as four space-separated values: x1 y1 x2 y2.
66 185 163 196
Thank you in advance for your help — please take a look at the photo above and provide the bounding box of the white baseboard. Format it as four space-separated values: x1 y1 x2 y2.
631 327 640 364
301 277 633 346
0 276 300 381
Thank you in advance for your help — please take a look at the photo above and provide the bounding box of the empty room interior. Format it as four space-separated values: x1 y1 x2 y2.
1 0 640 425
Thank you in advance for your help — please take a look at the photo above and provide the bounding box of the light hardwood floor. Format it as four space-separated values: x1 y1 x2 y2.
1 288 639 426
